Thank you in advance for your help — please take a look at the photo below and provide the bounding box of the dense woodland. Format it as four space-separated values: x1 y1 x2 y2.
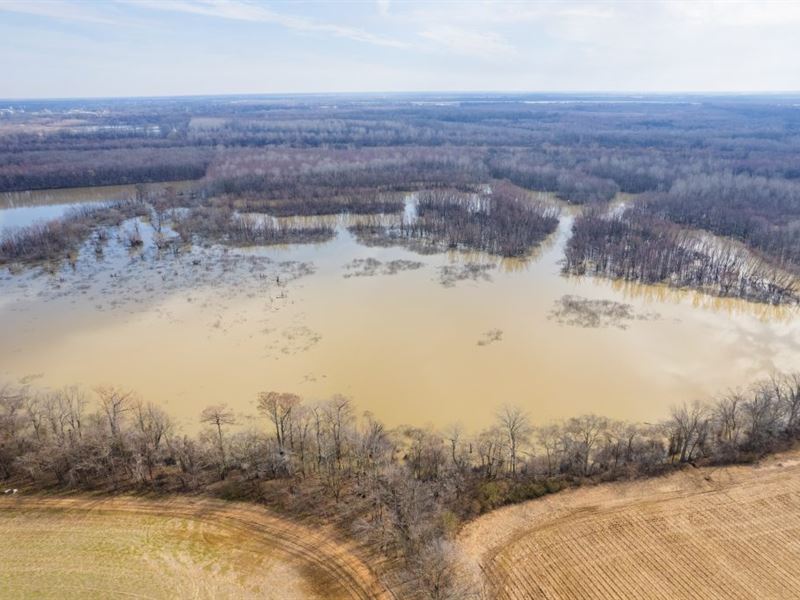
564 208 799 304
348 183 559 258
3 94 800 200
401 184 559 257
1 373 799 598
2 94 800 300
640 173 800 273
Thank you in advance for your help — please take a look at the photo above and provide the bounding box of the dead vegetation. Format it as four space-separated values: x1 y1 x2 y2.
477 329 503 346
342 257 424 278
214 191 405 217
173 207 335 247
0 200 149 265
438 262 495 287
548 295 660 329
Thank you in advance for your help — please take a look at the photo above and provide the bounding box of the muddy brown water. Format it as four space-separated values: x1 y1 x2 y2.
1 190 798 433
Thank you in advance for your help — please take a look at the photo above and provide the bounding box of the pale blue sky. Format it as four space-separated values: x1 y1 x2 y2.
1 0 799 98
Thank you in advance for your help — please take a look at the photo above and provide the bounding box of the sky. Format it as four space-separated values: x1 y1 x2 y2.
1 0 799 98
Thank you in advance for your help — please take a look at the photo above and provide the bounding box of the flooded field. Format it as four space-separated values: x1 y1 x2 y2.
1 189 799 432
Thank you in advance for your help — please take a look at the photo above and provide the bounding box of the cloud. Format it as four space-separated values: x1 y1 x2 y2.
419 25 516 58
666 1 800 27
0 0 117 24
2 0 799 96
126 0 407 48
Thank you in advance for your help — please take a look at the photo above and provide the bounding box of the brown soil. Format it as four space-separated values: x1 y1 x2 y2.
458 451 800 599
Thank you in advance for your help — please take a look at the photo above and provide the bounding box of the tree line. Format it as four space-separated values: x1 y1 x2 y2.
2 372 799 598
564 208 798 305
397 183 560 257
640 172 800 273
3 94 799 208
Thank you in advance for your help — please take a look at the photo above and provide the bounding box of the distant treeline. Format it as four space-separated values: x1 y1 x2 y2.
2 372 799 598
2 95 799 206
0 146 211 192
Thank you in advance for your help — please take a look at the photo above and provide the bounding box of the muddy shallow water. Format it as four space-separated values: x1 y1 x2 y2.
1 192 799 432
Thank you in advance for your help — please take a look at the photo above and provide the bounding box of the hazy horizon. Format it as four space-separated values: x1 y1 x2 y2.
2 0 799 99
5 90 800 104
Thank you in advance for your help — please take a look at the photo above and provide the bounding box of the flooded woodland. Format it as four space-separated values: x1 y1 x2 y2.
4 93 800 600
2 184 798 433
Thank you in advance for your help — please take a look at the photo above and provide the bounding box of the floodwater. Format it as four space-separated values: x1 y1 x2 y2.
1 192 799 432
0 181 196 235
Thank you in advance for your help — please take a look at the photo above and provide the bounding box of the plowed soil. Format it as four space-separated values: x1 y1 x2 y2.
459 452 800 600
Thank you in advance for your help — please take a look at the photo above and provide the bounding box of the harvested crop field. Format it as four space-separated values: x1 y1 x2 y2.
459 451 800 600
0 496 390 600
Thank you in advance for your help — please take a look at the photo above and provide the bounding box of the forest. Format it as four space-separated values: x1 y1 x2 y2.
3 93 800 301
3 94 800 199
564 208 799 304
2 372 799 598
2 93 800 302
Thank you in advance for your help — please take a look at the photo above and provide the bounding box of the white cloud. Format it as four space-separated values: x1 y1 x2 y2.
125 0 407 48
0 0 117 24
419 25 516 58
2 0 799 96
666 1 800 27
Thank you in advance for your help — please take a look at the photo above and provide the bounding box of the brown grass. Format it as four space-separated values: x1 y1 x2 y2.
0 495 392 600
458 451 800 600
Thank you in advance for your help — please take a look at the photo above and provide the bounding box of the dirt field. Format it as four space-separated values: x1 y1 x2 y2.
459 451 800 599
0 496 391 600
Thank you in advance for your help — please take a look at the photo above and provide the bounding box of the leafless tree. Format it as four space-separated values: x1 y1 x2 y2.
497 406 531 476
95 386 133 440
200 404 235 478
669 401 710 463
132 400 173 481
565 414 608 476
256 391 300 452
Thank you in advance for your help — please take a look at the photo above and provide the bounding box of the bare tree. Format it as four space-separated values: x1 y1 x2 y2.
669 401 710 463
133 400 173 481
565 415 608 476
325 394 353 469
497 406 531 476
781 373 800 435
713 393 743 447
95 386 133 440
256 391 300 452
476 427 505 479
200 404 235 478
536 423 562 478
445 423 468 471
0 386 27 479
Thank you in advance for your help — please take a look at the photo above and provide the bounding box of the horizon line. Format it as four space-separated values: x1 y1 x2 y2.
3 90 800 103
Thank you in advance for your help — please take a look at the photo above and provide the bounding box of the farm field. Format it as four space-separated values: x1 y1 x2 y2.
0 496 389 600
459 451 800 600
